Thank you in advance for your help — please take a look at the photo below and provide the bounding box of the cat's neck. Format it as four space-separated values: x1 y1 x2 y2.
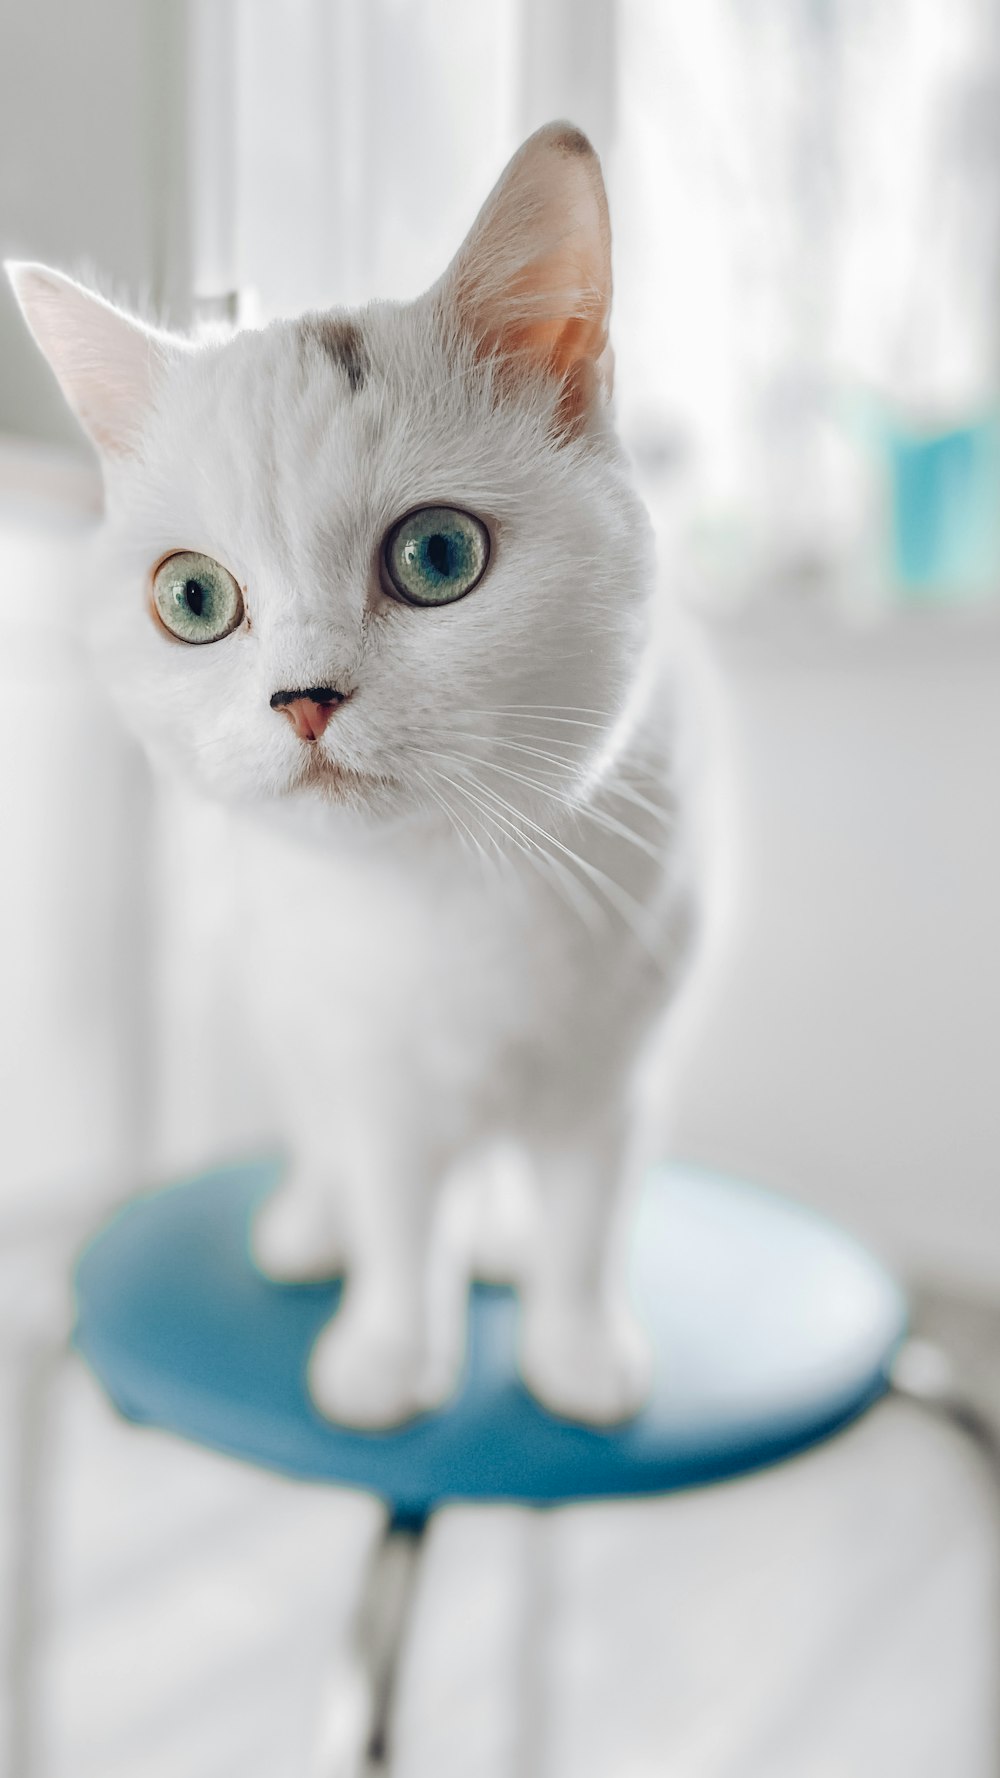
236 791 448 859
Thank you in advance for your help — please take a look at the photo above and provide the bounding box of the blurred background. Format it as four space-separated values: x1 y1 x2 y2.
2 2 1000 1775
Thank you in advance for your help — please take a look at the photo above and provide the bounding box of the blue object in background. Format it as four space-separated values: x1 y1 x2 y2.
73 1162 906 1528
883 411 1000 601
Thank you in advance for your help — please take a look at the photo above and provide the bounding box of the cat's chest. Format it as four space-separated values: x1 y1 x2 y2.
233 816 564 1056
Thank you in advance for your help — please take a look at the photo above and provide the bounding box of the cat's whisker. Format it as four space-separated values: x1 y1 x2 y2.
451 725 666 781
430 738 676 863
440 730 676 829
473 725 671 779
417 744 666 867
415 765 540 903
452 772 610 937
428 757 610 936
458 704 623 720
465 776 657 953
470 709 670 771
430 763 545 878
457 709 664 764
432 771 536 883
515 752 675 832
445 763 661 957
437 730 577 777
410 766 488 865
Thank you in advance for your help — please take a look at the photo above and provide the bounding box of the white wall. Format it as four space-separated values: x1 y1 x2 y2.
0 455 152 1225
673 616 1000 1290
0 0 190 447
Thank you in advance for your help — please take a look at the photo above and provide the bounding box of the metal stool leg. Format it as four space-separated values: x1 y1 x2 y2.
891 1327 1000 1778
311 1519 427 1778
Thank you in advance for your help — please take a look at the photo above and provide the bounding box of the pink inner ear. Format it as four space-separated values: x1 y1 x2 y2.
81 360 157 456
8 262 170 458
502 304 610 385
445 124 614 430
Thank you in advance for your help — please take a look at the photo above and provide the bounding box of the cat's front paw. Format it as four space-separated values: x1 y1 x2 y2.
251 1177 345 1281
519 1302 652 1426
308 1308 450 1430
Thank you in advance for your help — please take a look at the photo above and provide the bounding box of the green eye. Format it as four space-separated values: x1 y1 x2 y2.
383 506 490 607
151 551 244 644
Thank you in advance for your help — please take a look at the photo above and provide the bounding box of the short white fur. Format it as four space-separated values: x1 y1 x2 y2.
8 123 711 1427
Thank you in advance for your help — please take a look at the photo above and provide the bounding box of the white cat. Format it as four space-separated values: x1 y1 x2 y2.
8 123 709 1429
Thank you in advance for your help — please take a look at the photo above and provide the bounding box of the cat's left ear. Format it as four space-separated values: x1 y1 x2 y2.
439 121 614 436
5 261 174 458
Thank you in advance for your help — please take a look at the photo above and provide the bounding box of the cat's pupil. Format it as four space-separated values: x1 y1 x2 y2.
426 533 452 577
184 579 205 617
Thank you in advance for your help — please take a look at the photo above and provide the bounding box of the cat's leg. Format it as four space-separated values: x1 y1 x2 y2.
251 1160 348 1281
518 1104 652 1425
308 1128 461 1430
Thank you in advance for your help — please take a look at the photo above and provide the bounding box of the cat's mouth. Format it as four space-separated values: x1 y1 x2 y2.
292 750 398 801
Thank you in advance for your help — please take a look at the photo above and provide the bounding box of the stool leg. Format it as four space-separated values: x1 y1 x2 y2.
891 1336 1000 1778
892 1338 1000 1476
6 1339 64 1778
310 1519 426 1777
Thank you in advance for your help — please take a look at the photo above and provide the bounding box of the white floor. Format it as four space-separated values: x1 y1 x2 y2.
2 1341 995 1778
396 1399 998 1778
32 1366 383 1778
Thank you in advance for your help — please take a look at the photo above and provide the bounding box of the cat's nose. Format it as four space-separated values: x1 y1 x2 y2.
270 686 344 742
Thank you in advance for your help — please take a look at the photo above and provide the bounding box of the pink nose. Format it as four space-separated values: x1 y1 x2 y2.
270 688 343 742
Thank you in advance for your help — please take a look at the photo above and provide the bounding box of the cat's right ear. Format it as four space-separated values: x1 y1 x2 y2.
437 122 614 435
5 261 174 458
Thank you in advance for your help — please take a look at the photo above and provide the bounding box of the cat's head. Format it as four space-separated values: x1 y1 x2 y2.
8 123 653 842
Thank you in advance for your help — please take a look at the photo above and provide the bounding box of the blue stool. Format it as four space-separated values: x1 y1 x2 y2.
74 1160 907 1763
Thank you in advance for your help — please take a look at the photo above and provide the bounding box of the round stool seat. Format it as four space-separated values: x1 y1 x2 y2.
73 1163 906 1526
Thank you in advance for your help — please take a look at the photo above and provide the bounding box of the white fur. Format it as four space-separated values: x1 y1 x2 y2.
8 126 712 1427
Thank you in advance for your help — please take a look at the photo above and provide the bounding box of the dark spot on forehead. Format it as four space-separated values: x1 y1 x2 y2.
299 314 367 392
